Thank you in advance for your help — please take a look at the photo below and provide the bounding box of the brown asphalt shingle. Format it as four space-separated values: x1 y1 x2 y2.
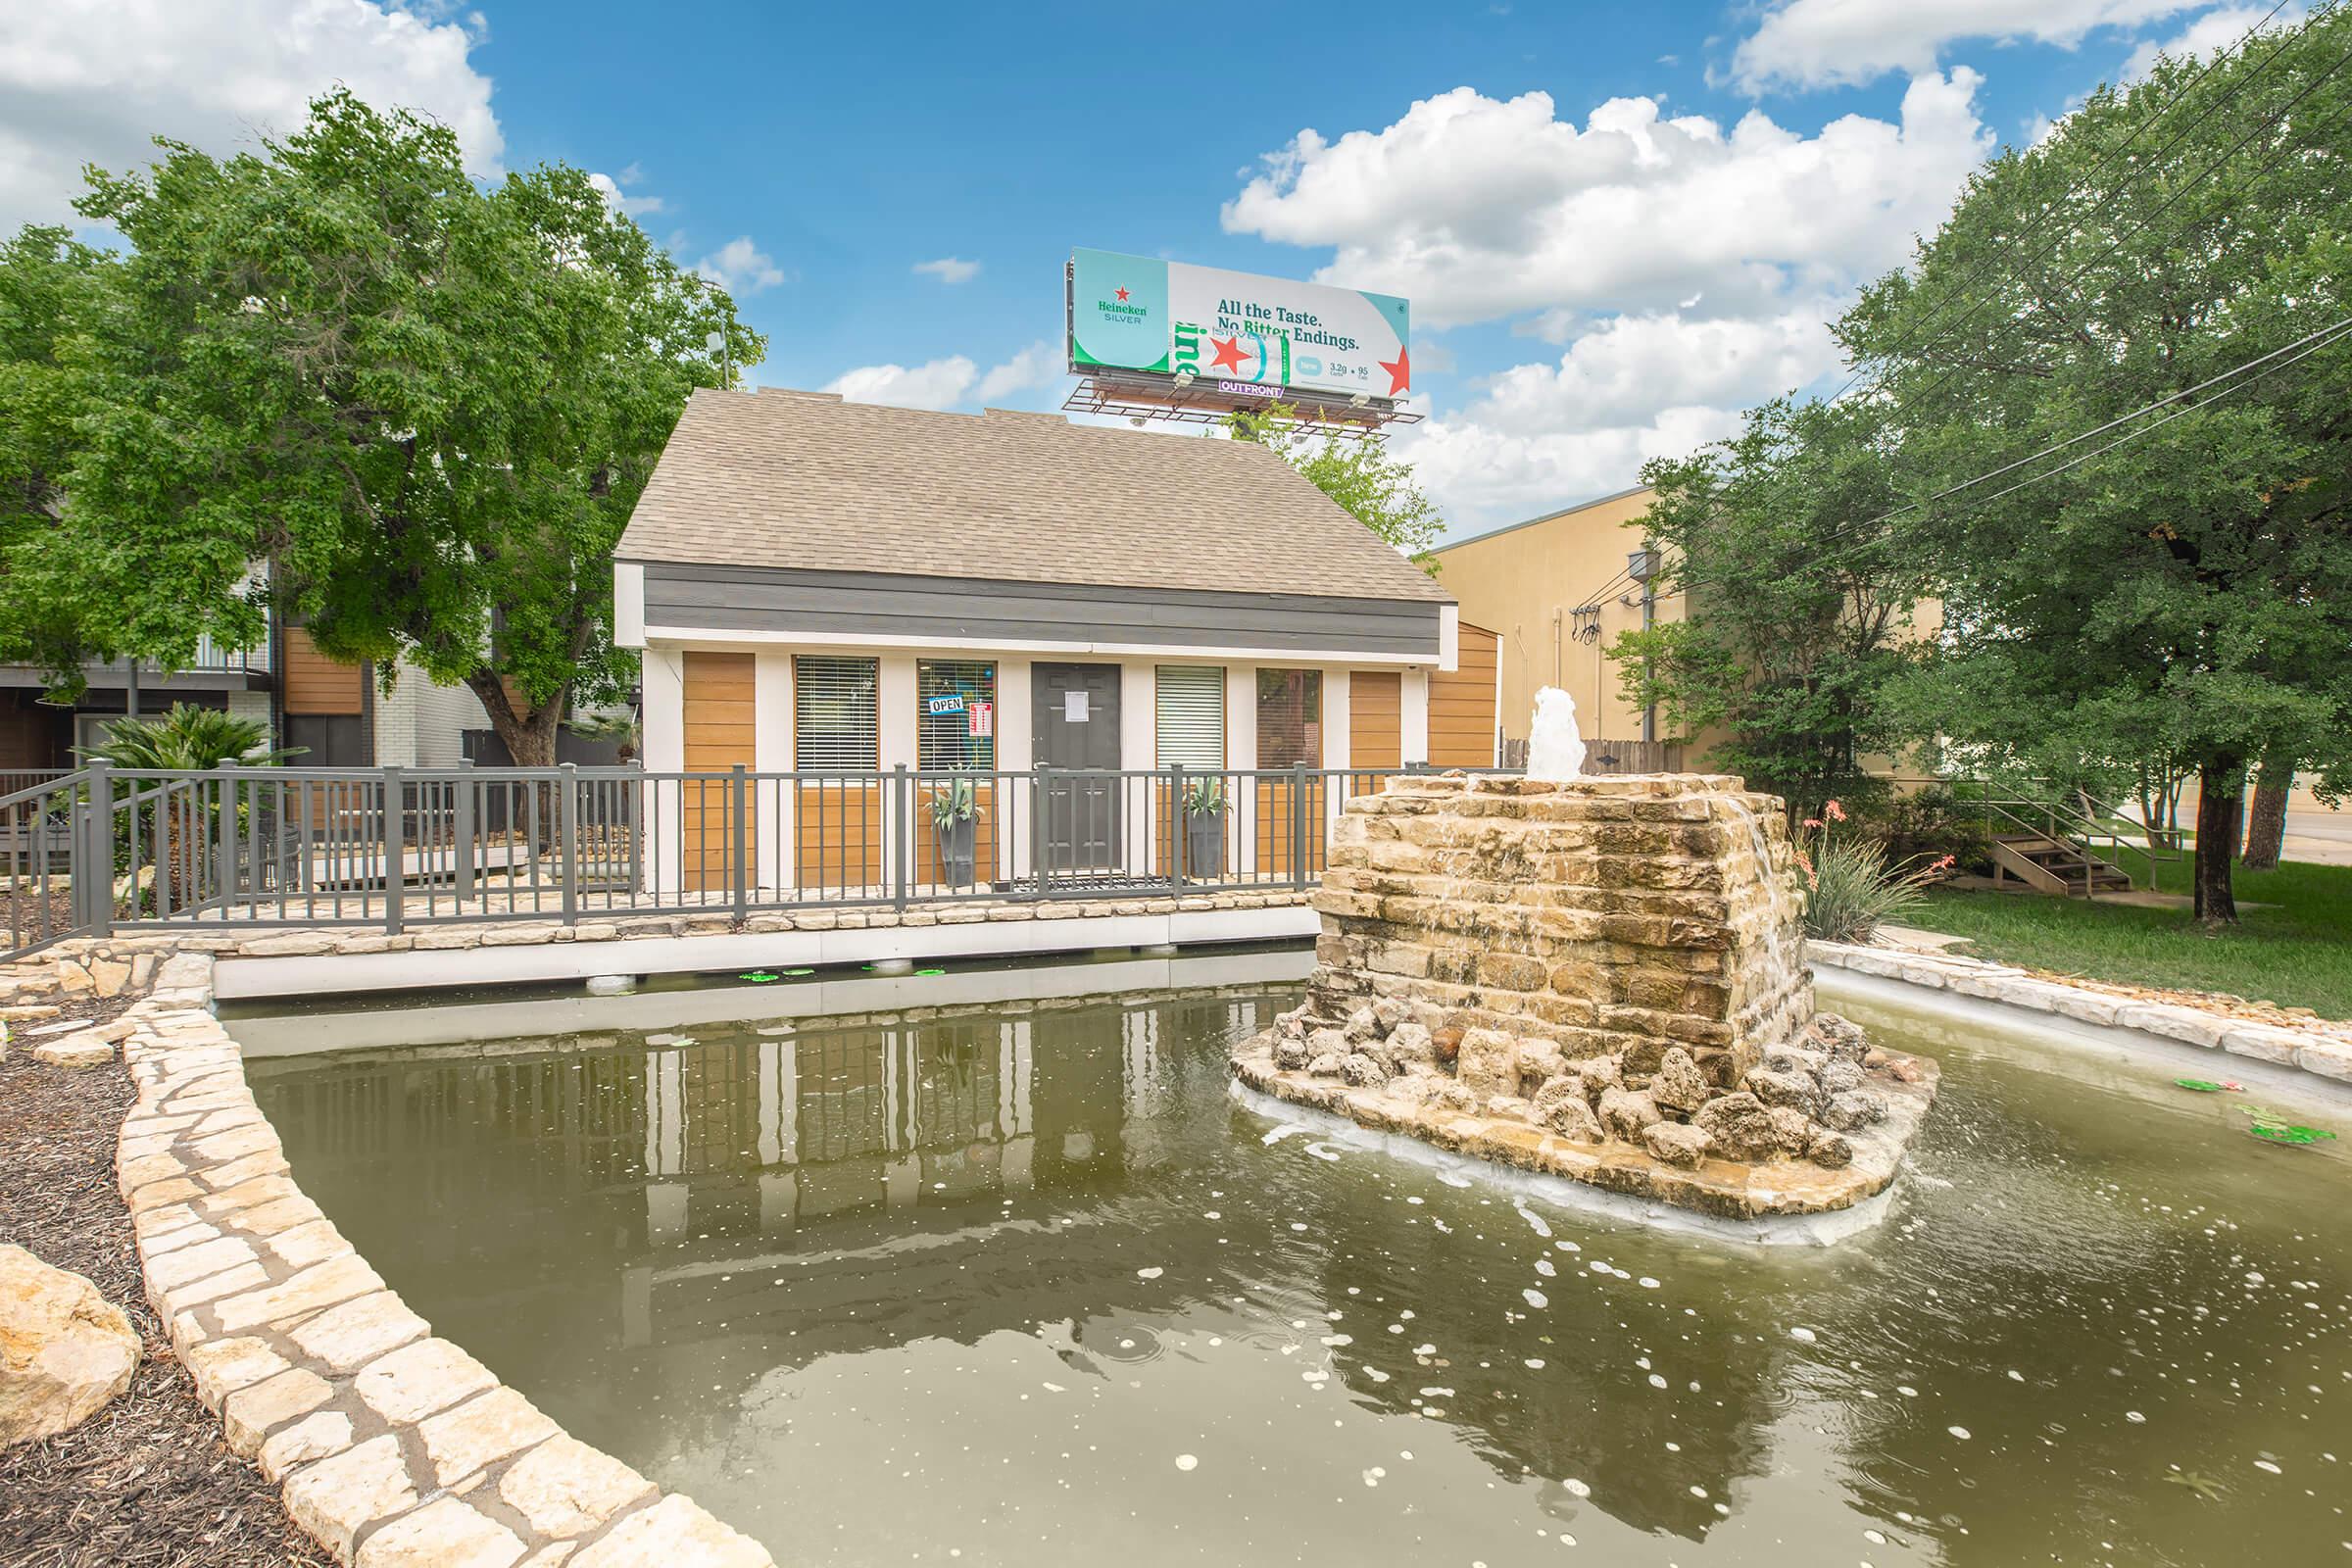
616 388 1452 604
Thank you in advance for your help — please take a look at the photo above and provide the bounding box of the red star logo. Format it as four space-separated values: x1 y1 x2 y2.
1209 335 1249 373
1378 348 1410 395
1114 286 1129 302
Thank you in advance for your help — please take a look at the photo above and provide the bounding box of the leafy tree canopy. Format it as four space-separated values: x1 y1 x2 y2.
0 90 764 762
1613 396 1933 823
1225 401 1445 567
1837 9 2351 920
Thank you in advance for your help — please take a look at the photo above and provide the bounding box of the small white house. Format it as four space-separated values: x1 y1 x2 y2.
612 387 1496 896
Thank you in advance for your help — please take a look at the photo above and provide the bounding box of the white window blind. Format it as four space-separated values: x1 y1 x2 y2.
917 660 996 770
1154 665 1226 769
793 656 879 770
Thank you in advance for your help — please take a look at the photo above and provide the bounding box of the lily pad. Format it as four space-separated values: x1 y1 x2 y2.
2175 1078 2226 1092
916 967 947 976
740 970 781 983
783 967 814 977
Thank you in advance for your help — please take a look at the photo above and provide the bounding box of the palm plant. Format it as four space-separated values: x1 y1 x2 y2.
76 705 303 913
76 704 301 769
566 707 641 763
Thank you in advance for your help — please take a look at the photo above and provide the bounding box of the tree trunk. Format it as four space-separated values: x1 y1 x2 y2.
2240 754 2292 872
2192 759 2243 925
466 672 569 767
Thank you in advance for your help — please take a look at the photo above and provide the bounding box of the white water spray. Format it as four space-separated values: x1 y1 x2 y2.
1526 686 1587 783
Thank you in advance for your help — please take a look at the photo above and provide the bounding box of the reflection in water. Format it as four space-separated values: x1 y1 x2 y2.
247 982 2352 1567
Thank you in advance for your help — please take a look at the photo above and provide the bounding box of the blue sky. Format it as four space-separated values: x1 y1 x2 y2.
0 1 2291 536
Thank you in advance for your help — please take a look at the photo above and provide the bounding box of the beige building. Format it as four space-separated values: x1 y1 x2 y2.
1427 486 1679 757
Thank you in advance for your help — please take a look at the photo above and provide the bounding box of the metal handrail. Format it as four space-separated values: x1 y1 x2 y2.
3 761 1484 957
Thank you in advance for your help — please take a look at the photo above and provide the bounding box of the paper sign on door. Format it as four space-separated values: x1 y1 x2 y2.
967 701 993 738
1063 691 1089 722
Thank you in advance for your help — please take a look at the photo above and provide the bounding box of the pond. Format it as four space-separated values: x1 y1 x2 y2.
238 959 2352 1566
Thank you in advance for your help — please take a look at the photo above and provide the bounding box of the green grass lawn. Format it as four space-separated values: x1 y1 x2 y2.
1914 857 2352 1021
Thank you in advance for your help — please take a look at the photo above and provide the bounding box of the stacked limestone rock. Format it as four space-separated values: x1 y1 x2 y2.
1269 999 1914 1172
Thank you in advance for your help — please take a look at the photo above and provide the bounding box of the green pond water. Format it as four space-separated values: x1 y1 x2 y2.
241 969 2352 1567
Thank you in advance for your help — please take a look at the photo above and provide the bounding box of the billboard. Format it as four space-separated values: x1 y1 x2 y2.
1067 248 1410 403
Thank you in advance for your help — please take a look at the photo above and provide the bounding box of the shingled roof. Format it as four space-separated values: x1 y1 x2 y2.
616 388 1452 604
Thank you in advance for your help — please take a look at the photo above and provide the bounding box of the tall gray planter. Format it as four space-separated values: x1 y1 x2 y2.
1185 809 1225 880
935 814 978 887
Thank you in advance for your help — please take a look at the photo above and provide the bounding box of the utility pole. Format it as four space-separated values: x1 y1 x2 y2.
1628 544 1659 747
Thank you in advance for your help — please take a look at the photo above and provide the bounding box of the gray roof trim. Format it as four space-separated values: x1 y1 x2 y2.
1429 484 1654 554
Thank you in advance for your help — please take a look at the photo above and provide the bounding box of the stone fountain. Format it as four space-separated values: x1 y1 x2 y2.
1231 688 1936 1231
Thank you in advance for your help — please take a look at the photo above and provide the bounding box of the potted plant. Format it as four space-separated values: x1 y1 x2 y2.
929 777 983 887
1182 776 1226 879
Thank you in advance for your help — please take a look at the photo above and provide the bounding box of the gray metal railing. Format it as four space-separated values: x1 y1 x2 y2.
0 762 1476 958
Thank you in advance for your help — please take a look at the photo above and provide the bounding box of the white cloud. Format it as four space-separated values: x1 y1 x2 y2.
1223 74 1990 330
2122 3 2296 80
1468 308 1841 435
695 235 788 295
822 341 1065 412
588 170 665 219
1225 74 1995 531
1730 0 2203 93
0 0 501 232
824 356 978 410
976 340 1060 401
913 256 982 284
1399 405 1747 536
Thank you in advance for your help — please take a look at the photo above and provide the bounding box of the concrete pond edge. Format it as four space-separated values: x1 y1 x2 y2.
109 951 778 1568
1807 940 2352 1087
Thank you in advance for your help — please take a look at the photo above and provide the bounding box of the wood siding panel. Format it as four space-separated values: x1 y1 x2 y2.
1428 623 1499 768
682 652 755 892
1348 671 1401 770
282 628 366 715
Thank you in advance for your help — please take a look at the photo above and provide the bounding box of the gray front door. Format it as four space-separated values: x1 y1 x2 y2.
1032 662 1121 875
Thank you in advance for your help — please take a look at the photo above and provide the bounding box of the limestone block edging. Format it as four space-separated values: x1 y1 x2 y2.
111 952 775 1568
1807 941 2352 1087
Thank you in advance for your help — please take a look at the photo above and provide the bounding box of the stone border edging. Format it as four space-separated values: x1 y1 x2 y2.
112 952 775 1568
1808 940 2352 1086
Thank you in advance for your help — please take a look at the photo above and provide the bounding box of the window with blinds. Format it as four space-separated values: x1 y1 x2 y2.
917 660 996 770
1154 665 1225 768
793 656 879 770
1254 668 1322 768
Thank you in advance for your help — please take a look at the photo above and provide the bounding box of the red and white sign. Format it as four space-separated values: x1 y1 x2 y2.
967 701 993 739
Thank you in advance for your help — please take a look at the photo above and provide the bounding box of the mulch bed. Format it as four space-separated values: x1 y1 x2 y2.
1 998 328 1567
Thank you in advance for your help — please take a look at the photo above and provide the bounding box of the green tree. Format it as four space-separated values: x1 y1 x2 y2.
0 90 764 763
1610 397 1932 824
0 225 118 687
1226 401 1445 567
1838 10 2352 922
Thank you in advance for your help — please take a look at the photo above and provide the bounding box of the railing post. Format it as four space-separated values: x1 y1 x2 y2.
1030 765 1049 899
214 762 239 913
84 762 113 937
560 761 580 926
382 765 405 936
730 763 750 923
1292 763 1309 890
1169 763 1187 892
892 764 911 910
454 760 475 906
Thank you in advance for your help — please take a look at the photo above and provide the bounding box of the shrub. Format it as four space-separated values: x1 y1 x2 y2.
1797 799 1955 944
1873 783 1994 876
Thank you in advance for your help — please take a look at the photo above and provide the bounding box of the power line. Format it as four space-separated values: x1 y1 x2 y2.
1559 24 2352 615
1660 313 2352 602
1818 0 2307 409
